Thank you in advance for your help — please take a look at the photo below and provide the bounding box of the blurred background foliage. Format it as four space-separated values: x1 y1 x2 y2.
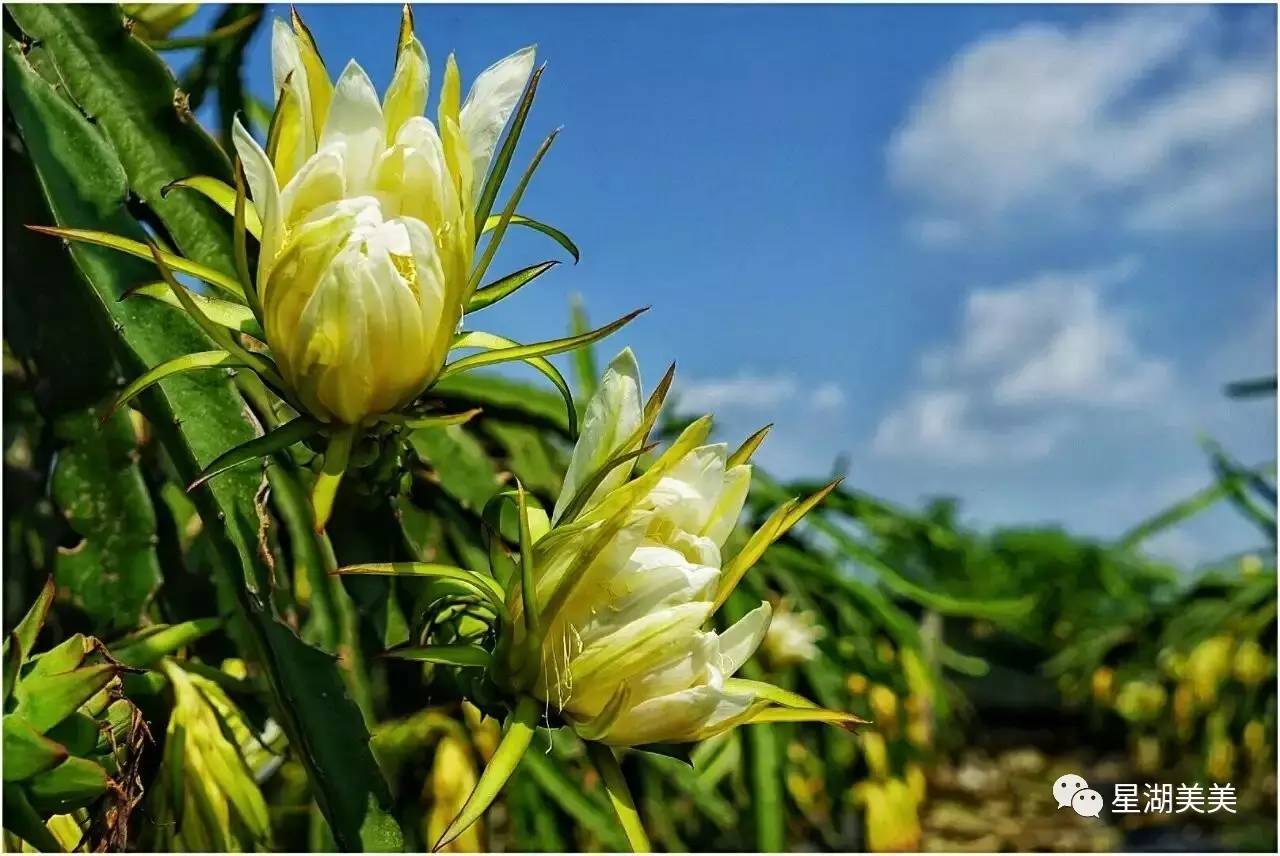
2 4 1276 852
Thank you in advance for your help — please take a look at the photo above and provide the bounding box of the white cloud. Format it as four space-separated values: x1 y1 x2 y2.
677 373 798 412
888 7 1275 239
676 373 846 414
873 389 1067 465
875 260 1173 464
810 382 846 412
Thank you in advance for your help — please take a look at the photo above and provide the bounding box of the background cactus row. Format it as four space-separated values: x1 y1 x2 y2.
3 4 1276 852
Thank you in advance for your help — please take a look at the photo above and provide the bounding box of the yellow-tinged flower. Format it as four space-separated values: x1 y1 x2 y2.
414 350 857 851
503 349 853 747
232 10 535 425
39 6 641 530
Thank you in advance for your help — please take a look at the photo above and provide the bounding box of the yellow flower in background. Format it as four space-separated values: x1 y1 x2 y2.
1186 635 1235 703
425 735 482 853
1091 666 1115 704
1114 680 1167 723
852 778 922 852
150 660 271 851
1232 639 1273 685
233 9 535 425
762 599 826 667
868 684 899 733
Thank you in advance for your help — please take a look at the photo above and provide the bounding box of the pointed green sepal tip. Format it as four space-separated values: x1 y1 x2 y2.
434 695 540 850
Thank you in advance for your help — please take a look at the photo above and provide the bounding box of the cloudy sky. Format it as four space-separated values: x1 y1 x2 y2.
189 3 1276 565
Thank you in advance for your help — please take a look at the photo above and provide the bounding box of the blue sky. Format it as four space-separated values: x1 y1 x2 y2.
182 3 1276 565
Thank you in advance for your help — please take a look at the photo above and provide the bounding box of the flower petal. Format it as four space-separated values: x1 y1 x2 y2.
319 60 385 196
716 601 772 676
602 683 754 747
703 463 752 547
460 46 535 199
231 117 283 279
383 33 429 144
552 347 643 523
645 443 728 535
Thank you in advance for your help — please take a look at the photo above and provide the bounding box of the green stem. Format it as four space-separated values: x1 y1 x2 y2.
588 743 652 853
311 426 356 532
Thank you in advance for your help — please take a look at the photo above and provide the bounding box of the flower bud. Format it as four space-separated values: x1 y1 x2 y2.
233 12 535 425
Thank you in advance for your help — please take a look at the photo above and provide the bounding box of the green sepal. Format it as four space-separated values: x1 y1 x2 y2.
110 618 221 668
188 418 322 491
232 159 264 325
43 712 98 757
468 129 559 295
332 563 505 612
442 309 647 436
27 635 91 680
711 479 842 613
630 741 696 767
25 755 111 814
466 260 559 313
444 310 646 378
555 442 657 526
143 9 263 52
722 678 820 710
381 408 481 430
447 330 579 436
103 350 243 423
161 175 262 238
3 716 69 782
434 695 539 851
482 213 580 263
12 664 117 734
727 424 772 468
381 644 492 668
515 481 540 649
146 241 284 390
123 284 262 338
2 638 22 708
28 225 244 298
10 578 55 662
